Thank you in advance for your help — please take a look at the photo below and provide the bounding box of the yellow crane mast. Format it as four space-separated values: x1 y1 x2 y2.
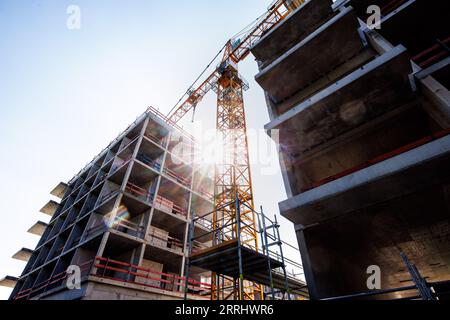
167 0 304 300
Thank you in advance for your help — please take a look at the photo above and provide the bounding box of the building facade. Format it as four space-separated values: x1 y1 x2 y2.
252 0 450 299
4 107 215 300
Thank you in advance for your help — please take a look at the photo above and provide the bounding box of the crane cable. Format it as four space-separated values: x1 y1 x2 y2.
167 43 227 119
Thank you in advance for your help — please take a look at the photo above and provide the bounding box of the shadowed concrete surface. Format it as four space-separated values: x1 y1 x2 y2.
253 0 450 299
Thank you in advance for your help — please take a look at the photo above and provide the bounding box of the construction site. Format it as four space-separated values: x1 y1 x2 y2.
1 0 449 301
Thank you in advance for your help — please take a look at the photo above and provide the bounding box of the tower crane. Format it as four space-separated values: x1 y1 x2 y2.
167 0 304 300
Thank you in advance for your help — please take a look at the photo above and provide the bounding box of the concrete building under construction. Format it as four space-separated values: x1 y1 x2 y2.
2 0 448 301
2 107 217 300
252 0 450 299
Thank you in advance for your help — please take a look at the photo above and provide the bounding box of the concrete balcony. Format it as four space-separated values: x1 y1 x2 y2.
255 6 366 105
12 248 34 262
251 0 334 68
39 200 59 217
280 133 450 227
50 182 68 199
265 45 413 155
27 221 48 236
0 276 18 288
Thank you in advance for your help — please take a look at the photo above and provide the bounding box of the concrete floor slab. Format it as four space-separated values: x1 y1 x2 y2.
280 134 450 226
265 45 413 153
251 0 333 67
0 276 18 288
39 200 59 217
50 182 68 199
12 248 34 262
255 6 364 103
28 221 48 236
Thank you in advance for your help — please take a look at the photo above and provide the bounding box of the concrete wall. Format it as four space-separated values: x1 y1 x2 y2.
252 0 450 299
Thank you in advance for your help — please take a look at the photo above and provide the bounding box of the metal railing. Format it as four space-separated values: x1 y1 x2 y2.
412 36 450 69
14 260 93 300
93 256 210 296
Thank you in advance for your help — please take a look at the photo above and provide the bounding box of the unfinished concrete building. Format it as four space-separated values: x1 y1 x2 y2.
3 107 216 300
252 0 450 299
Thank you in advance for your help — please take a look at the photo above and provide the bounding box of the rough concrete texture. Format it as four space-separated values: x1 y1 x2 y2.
283 104 433 196
256 0 450 300
298 183 450 298
281 134 450 226
0 276 18 288
39 200 59 216
256 7 364 104
252 0 334 67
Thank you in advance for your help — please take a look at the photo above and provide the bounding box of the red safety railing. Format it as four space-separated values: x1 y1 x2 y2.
412 36 450 69
163 167 192 187
172 202 188 217
125 182 155 203
14 260 93 300
153 195 188 217
113 216 145 237
93 256 210 296
301 129 450 193
147 232 184 253
125 182 188 217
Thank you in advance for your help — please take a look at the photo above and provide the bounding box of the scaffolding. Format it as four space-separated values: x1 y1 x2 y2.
183 193 307 300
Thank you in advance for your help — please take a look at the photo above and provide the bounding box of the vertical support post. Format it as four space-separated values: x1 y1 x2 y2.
274 214 290 300
400 252 435 300
260 206 274 300
295 224 318 300
235 193 245 300
184 211 196 300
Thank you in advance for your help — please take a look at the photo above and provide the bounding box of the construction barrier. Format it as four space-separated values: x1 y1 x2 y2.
125 182 155 203
412 36 450 69
93 256 211 296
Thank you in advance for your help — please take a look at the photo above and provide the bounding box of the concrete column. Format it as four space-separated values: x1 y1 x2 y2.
295 224 318 300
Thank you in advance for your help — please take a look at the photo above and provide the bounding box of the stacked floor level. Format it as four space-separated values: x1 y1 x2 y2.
6 108 215 300
252 0 450 299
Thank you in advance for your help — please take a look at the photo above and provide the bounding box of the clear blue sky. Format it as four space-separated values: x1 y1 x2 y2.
0 0 301 299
